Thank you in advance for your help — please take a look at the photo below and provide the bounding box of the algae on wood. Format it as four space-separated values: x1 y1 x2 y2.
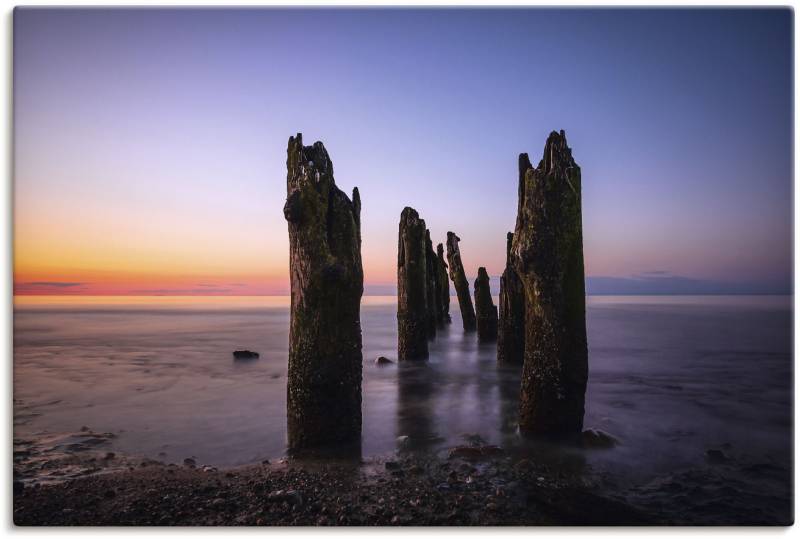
283 133 363 450
424 230 438 339
512 130 588 438
446 232 477 332
474 267 498 342
498 232 525 364
436 243 451 325
398 207 429 360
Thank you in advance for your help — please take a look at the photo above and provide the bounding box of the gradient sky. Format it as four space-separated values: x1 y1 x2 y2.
14 8 793 295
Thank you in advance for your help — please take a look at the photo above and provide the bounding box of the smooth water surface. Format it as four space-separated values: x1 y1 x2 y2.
14 294 793 522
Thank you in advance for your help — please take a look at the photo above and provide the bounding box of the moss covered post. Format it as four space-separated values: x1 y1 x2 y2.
283 133 363 450
498 232 525 364
446 232 477 332
436 243 451 325
397 207 429 360
474 267 498 342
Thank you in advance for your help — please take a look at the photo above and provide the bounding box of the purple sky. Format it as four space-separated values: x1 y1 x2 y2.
14 8 793 295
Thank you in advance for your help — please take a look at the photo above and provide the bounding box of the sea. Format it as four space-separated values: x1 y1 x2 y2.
13 294 793 524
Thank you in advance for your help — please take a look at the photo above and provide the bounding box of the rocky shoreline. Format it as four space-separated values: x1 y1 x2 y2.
14 446 657 526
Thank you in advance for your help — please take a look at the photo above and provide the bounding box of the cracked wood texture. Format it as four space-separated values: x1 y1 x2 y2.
283 133 363 450
474 267 498 342
446 232 477 332
512 130 588 439
436 243 451 325
498 232 525 364
397 207 429 360
424 230 438 338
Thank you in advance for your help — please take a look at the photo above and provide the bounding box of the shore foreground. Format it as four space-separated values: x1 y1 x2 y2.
14 449 656 526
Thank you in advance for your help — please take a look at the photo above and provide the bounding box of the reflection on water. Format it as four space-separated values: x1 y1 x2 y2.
14 295 792 521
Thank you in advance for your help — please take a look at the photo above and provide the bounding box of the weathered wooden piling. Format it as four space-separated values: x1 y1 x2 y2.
436 243 451 325
424 230 438 339
398 207 429 360
446 232 477 332
283 133 363 450
474 267 498 341
512 130 588 438
497 232 525 364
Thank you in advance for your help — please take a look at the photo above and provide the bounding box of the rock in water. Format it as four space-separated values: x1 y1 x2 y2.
446 232 477 332
497 232 525 364
424 230 438 339
513 130 588 438
233 350 259 359
283 133 363 450
474 267 498 341
397 207 429 360
436 243 452 325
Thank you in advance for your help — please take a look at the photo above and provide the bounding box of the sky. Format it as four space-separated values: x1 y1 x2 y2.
13 8 793 295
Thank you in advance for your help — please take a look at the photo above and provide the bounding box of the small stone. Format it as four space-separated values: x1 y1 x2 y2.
183 458 196 467
581 429 619 449
384 461 400 470
514 459 533 472
374 356 394 365
232 350 259 359
267 489 303 506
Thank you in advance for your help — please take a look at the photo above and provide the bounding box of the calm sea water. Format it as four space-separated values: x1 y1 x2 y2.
13 295 793 523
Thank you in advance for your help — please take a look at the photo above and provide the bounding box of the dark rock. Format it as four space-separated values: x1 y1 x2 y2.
267 489 303 506
581 429 618 449
498 232 525 364
13 481 23 495
374 356 394 365
436 243 452 325
102 452 115 460
183 458 196 467
384 461 401 470
232 350 259 359
513 130 588 438
446 232 477 332
397 207 429 360
284 133 363 450
474 267 498 342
